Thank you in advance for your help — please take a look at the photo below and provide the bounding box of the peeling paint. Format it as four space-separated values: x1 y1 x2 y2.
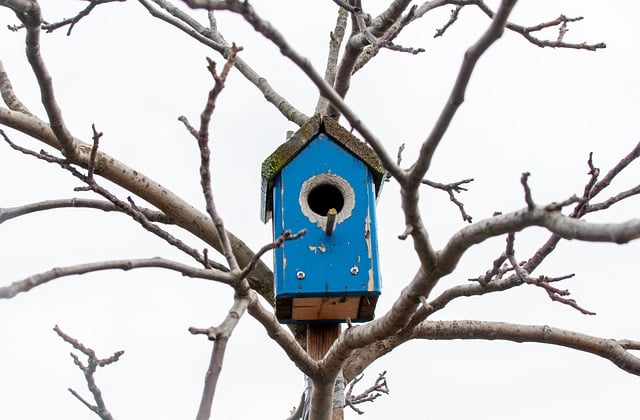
368 268 374 291
364 208 373 259
308 244 327 253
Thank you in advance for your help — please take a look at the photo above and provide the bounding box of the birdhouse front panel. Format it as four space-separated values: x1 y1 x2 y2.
271 133 381 322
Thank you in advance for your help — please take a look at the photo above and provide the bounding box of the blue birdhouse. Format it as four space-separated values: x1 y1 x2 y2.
261 115 384 323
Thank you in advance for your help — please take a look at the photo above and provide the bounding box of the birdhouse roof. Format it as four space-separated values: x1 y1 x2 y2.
261 114 386 222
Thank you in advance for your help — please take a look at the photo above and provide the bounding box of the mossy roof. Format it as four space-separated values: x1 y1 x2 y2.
261 114 386 222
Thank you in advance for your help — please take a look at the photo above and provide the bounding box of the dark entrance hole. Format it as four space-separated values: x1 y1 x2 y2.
307 184 344 216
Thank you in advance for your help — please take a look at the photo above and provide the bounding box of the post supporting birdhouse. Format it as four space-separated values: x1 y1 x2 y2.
306 324 344 419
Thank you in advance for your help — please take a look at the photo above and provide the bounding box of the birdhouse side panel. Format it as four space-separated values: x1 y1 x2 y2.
272 135 381 299
363 168 381 294
272 173 285 292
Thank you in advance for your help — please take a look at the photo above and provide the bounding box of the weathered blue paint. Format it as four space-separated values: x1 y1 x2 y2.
272 134 381 318
261 115 383 323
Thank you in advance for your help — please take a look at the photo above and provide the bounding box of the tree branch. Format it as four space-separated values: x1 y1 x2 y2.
190 296 250 420
7 1 78 158
178 0 405 184
411 1 606 51
41 0 125 35
0 257 232 299
410 0 517 182
139 0 308 126
0 198 170 224
0 110 275 304
315 6 348 115
247 293 318 378
382 145 640 365
411 320 640 376
342 156 640 381
3 132 218 269
422 177 474 223
438 205 640 277
180 46 242 271
505 233 593 315
0 59 31 114
54 325 123 420
503 13 606 51
434 5 462 38
351 3 424 55
391 0 518 288
238 228 306 279
330 0 414 116
331 198 640 389
345 371 389 414
587 184 640 213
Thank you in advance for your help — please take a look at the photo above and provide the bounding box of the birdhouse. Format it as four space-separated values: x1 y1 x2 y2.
261 115 384 323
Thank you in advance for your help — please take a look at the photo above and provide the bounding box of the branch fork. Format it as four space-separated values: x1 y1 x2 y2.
54 325 122 420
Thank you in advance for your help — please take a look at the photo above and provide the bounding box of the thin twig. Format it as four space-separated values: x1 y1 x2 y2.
422 177 474 222
315 6 348 115
412 2 607 51
353 4 418 74
191 296 251 420
504 13 606 51
11 2 78 158
353 7 424 54
411 320 640 376
587 185 640 213
86 123 102 182
42 0 125 35
345 371 389 414
0 257 232 299
385 143 405 182
434 6 462 38
54 325 122 420
238 229 306 279
180 46 242 272
520 172 535 210
473 251 508 285
0 198 170 225
506 233 593 315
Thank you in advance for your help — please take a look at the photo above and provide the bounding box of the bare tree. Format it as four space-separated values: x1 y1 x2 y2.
1 1 639 419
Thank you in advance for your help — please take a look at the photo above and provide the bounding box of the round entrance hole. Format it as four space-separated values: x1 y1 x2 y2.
299 173 355 228
307 183 344 216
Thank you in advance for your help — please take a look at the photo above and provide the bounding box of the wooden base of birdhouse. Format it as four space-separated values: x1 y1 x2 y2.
275 295 378 323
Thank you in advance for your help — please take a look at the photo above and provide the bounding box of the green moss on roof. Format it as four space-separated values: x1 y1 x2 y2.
322 116 385 180
261 114 385 185
261 115 322 183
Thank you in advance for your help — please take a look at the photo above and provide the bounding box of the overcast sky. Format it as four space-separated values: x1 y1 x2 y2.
1 1 639 419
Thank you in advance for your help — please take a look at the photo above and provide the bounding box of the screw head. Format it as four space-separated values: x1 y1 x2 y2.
296 270 306 279
350 266 359 275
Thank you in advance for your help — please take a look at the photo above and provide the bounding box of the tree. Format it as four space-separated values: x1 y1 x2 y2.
1 1 639 419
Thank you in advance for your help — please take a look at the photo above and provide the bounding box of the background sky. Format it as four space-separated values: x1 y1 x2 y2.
1 1 639 419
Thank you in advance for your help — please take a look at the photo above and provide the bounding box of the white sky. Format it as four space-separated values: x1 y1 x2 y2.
1 1 639 419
